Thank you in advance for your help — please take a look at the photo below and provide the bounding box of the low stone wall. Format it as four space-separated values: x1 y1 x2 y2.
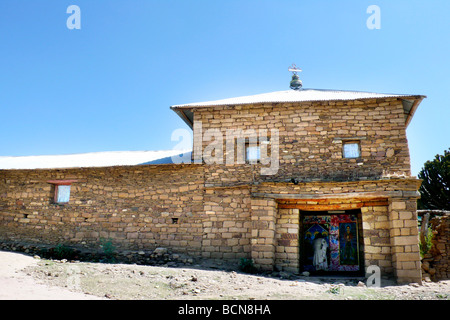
0 164 205 255
0 241 198 267
421 214 449 281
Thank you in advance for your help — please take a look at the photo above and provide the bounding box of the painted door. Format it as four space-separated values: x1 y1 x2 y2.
301 213 360 272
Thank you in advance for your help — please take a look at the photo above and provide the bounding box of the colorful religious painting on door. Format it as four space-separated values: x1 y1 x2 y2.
339 222 358 266
302 214 359 272
302 215 330 272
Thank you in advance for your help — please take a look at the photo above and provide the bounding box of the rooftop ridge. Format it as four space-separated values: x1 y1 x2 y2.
171 88 425 109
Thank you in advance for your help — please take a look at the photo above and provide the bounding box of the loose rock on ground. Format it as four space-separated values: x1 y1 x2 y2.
0 250 449 300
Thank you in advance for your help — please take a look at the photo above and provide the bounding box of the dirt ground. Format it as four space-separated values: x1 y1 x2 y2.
0 250 449 300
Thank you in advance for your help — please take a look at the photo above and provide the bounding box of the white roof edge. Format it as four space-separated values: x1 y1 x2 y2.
0 149 192 170
171 89 425 108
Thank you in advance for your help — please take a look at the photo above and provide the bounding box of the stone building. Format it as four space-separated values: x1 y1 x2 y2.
0 74 426 284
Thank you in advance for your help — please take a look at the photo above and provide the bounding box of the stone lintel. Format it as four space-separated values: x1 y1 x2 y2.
252 190 420 200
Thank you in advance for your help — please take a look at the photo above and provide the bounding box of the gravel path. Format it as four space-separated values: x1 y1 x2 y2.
0 250 449 300
0 251 104 300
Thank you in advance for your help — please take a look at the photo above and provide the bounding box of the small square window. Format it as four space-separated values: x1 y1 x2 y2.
56 185 71 204
343 142 361 159
47 180 77 204
246 145 261 163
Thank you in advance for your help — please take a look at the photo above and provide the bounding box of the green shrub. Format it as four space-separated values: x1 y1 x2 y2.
100 238 117 262
327 285 343 295
239 258 257 274
420 227 433 257
53 244 76 260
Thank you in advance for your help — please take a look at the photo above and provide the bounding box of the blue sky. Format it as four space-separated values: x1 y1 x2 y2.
0 0 448 175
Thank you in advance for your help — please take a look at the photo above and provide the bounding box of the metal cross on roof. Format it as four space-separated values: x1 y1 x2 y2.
289 64 303 90
288 63 302 74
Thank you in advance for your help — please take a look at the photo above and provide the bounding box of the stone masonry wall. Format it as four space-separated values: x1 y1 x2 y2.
275 208 300 273
0 165 205 255
201 186 253 262
250 198 278 271
422 215 450 281
0 94 423 284
251 178 422 283
273 203 389 275
193 97 412 185
361 205 393 275
388 198 422 284
0 165 423 283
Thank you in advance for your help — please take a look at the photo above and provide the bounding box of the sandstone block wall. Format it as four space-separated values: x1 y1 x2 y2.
248 178 422 282
250 198 277 270
193 98 412 184
422 214 449 281
388 198 422 284
275 208 300 273
0 96 424 284
0 165 205 255
361 205 392 275
201 186 252 261
0 165 423 283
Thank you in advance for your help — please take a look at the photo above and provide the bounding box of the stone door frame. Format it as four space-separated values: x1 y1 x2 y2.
251 184 423 284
